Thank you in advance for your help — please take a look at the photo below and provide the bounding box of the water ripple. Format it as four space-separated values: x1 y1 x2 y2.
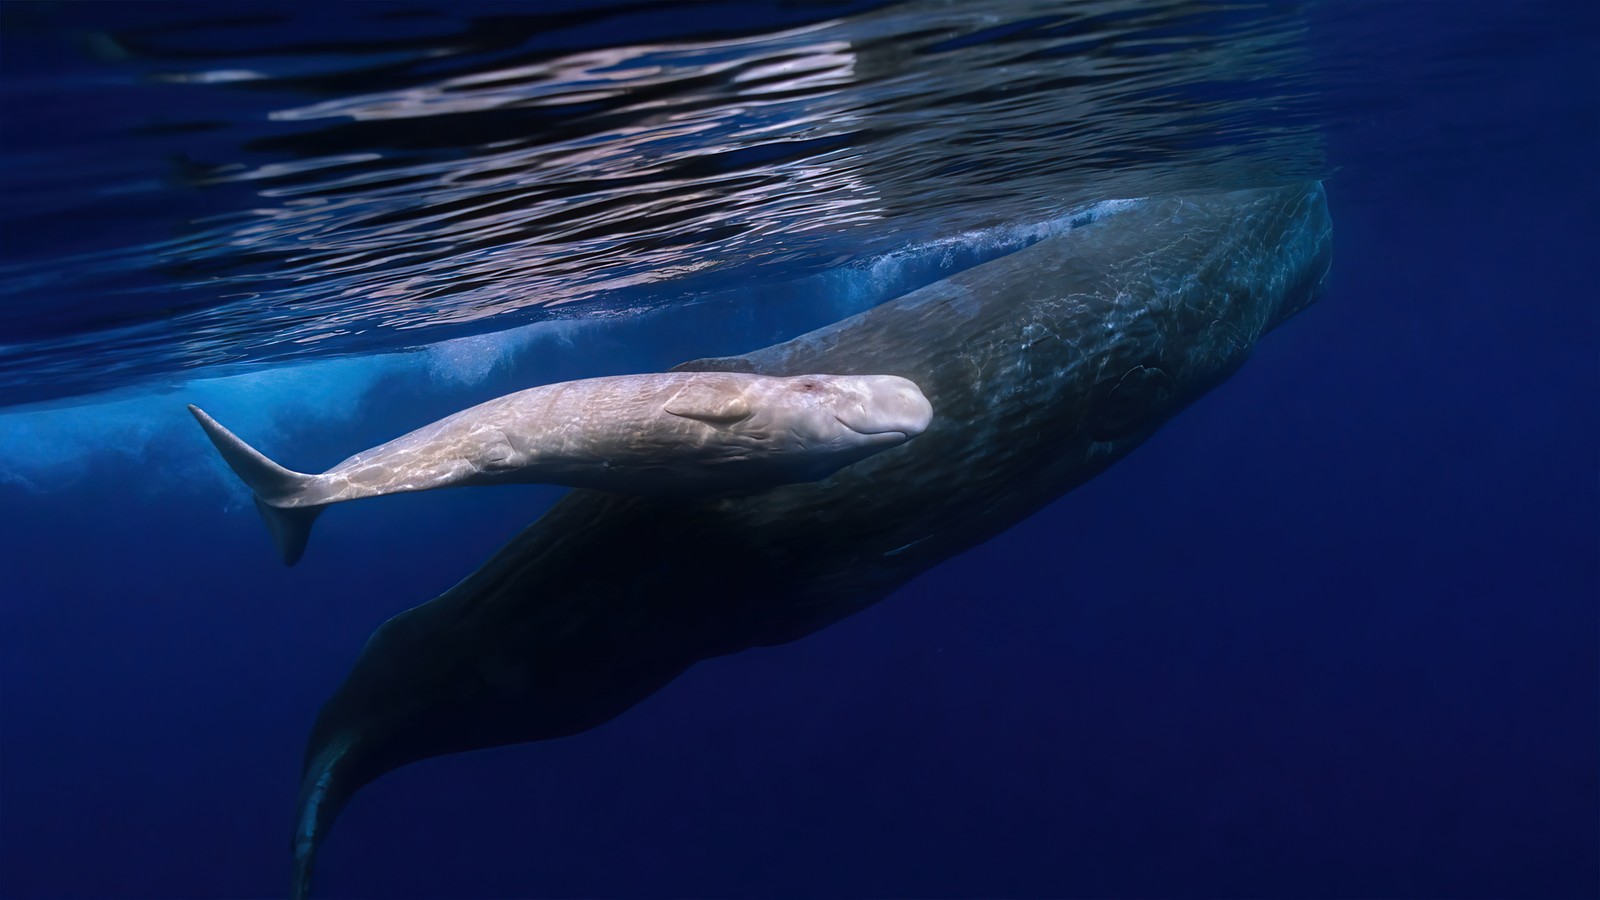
2 0 1576 406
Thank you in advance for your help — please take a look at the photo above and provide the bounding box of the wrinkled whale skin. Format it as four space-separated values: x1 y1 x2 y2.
291 184 1332 896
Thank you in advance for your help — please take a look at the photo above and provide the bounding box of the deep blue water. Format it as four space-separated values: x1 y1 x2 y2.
1 2 1596 898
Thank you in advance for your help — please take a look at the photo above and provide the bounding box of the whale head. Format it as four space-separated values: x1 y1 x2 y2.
663 373 932 483
803 373 934 447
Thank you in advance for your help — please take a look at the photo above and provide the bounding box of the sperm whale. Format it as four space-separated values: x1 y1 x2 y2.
289 183 1332 897
189 371 932 565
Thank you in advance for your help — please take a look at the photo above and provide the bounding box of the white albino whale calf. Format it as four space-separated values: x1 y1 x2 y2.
189 371 931 565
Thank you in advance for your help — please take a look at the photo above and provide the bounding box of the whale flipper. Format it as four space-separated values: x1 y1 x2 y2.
663 382 753 424
188 405 322 565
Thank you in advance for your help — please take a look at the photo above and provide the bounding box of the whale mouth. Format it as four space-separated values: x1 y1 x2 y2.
834 415 911 443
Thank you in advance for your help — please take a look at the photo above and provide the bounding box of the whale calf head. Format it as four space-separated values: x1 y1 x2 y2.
662 373 932 482
822 374 935 445
737 373 932 453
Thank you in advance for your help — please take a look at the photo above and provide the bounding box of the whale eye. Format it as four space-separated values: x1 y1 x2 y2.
797 381 818 392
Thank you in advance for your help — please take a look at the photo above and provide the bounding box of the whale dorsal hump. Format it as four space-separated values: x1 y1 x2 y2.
664 381 752 425
670 354 759 375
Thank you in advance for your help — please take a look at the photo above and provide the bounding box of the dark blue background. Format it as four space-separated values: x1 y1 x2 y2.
1 2 1595 898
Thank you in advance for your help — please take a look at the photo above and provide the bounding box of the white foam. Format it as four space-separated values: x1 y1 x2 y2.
424 319 584 386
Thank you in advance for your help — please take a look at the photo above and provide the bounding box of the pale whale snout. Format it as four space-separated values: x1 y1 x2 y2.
830 375 934 443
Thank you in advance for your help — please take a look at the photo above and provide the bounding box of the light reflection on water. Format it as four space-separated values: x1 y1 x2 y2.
0 0 1559 405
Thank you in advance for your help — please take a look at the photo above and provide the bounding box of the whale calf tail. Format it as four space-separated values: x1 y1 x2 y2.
188 405 324 566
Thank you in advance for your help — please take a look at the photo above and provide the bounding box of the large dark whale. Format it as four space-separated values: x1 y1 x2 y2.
289 183 1332 897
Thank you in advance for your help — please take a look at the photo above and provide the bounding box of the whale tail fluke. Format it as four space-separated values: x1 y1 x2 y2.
252 496 323 567
187 404 325 566
291 734 361 900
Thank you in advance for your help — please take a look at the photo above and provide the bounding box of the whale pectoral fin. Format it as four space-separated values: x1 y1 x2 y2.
664 383 752 425
477 435 517 472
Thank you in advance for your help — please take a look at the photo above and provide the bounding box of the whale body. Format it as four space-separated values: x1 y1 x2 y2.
289 184 1333 897
189 371 932 565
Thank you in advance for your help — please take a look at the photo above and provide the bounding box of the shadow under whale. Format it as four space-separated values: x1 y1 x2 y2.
290 183 1333 897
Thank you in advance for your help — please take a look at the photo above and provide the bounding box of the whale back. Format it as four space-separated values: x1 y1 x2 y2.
290 184 1333 897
